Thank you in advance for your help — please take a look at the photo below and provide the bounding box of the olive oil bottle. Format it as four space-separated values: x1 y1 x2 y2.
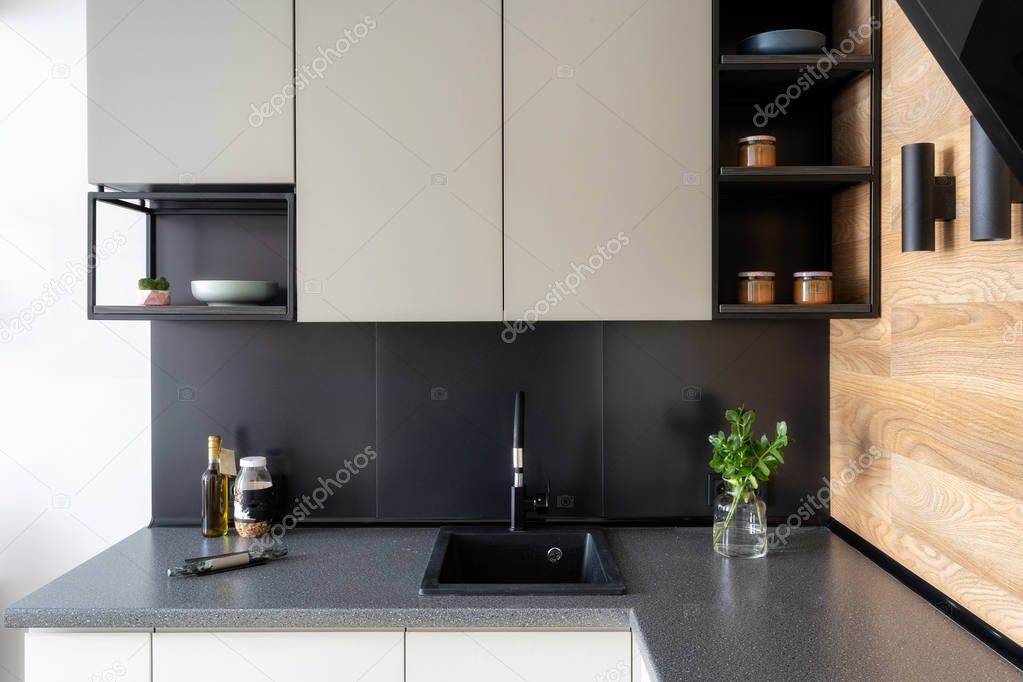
201 435 229 537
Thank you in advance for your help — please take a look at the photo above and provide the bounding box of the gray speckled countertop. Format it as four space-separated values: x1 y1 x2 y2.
4 527 1019 680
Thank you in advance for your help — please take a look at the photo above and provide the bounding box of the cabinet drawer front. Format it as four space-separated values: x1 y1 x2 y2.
152 631 403 682
406 630 631 682
26 632 152 682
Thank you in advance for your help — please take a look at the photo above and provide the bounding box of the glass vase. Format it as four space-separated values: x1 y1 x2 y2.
713 487 767 558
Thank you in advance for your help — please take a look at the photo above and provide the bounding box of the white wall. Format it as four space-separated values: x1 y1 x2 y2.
0 2 151 678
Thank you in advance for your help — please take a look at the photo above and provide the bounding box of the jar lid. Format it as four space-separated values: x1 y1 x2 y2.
794 271 833 278
738 271 775 278
738 135 777 144
240 456 267 468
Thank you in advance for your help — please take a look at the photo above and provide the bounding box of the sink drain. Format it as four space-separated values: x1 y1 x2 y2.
546 547 563 564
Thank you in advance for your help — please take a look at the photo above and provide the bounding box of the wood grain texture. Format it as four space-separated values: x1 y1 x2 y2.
892 454 1023 596
832 181 871 245
831 0 1023 645
832 238 871 304
829 69 872 305
891 304 1023 396
833 0 874 56
833 369 1023 500
832 74 872 167
830 319 890 375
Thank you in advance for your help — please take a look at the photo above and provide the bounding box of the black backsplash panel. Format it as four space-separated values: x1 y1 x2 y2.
151 320 828 524
377 323 602 520
151 322 377 523
604 321 828 518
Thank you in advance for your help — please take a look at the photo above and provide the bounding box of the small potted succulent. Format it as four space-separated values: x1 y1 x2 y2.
137 277 171 306
708 407 790 559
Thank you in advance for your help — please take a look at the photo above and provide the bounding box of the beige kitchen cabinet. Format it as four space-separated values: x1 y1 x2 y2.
87 0 294 185
405 630 631 682
25 631 152 682
296 0 503 321
503 0 712 320
152 631 404 681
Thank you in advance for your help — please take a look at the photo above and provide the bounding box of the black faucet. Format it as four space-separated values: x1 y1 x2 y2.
510 391 548 531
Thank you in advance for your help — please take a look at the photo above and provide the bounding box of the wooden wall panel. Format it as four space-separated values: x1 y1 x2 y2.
832 75 872 167
831 0 1023 645
829 319 890 375
833 368 1023 500
833 0 874 56
891 303 1023 396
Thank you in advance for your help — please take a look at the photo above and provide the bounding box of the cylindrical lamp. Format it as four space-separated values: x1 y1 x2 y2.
971 116 1013 241
902 143 937 252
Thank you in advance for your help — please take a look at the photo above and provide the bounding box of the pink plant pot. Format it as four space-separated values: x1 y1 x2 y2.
138 290 171 306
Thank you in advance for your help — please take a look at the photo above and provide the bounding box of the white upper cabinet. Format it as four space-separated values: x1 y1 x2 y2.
87 0 295 185
503 0 712 320
296 0 503 321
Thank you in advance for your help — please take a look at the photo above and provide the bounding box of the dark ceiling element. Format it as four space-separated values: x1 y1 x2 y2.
897 0 1023 185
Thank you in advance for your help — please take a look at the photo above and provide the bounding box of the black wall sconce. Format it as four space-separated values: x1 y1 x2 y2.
902 143 957 252
971 116 1023 242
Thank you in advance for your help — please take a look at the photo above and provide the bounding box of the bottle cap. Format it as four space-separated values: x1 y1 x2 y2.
208 435 222 460
240 456 267 468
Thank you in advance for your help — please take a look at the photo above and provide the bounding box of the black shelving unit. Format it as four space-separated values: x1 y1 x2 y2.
87 187 296 321
713 0 881 319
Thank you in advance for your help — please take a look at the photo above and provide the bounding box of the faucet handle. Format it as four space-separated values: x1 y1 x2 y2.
528 480 550 514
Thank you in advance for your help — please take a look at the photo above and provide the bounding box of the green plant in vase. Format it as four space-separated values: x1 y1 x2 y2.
708 407 790 558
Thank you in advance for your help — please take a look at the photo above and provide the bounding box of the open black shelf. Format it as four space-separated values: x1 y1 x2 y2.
720 165 873 190
92 305 289 321
87 188 296 322
718 303 873 318
719 62 872 100
712 0 881 320
719 54 874 69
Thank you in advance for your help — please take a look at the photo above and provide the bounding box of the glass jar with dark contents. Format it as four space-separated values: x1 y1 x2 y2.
234 456 274 537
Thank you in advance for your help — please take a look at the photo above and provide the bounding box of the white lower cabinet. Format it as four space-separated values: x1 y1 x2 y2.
632 633 655 682
406 630 631 682
24 628 634 681
25 631 152 682
152 631 404 682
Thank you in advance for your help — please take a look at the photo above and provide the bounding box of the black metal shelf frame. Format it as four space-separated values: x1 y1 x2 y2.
712 0 882 320
86 186 296 321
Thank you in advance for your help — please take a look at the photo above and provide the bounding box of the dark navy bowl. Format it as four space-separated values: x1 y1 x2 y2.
737 29 826 55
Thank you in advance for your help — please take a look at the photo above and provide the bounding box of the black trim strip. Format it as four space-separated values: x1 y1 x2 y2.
829 519 1023 671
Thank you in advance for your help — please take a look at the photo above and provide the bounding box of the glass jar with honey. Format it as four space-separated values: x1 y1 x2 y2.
738 271 776 304
793 271 833 304
738 135 777 167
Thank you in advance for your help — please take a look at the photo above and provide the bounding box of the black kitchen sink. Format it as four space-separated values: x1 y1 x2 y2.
419 527 625 595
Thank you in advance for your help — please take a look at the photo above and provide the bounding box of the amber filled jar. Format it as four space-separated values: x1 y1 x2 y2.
738 271 776 304
738 135 777 167
793 271 833 304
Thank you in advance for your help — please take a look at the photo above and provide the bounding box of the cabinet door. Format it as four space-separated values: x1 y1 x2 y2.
87 0 294 185
504 0 712 320
406 630 631 682
25 631 152 682
296 0 503 321
633 632 655 682
153 631 403 682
